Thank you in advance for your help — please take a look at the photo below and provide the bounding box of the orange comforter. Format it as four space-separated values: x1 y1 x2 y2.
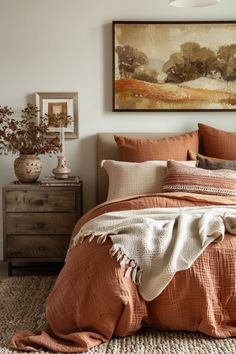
11 193 236 352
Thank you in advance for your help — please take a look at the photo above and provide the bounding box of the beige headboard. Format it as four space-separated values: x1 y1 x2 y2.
96 132 177 204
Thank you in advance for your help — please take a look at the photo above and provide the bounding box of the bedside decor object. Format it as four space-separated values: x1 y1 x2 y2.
41 176 80 186
35 92 79 139
53 156 71 179
53 118 71 178
0 104 61 183
45 109 72 179
14 155 42 183
113 21 236 112
169 0 220 7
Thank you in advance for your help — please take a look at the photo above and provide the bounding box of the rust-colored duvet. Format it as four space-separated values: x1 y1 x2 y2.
11 193 236 352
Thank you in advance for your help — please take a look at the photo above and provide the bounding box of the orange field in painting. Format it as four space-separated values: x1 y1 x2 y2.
115 78 236 109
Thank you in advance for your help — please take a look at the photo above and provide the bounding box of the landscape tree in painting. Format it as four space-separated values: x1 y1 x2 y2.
217 45 236 81
116 45 158 83
114 24 236 110
163 42 217 83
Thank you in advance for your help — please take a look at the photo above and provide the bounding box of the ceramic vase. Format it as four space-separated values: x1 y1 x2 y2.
52 156 71 179
14 154 42 183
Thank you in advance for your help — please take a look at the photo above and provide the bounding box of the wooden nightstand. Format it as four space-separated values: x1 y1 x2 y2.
2 182 82 276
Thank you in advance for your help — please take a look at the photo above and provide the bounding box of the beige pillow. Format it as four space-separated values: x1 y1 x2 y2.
102 160 196 201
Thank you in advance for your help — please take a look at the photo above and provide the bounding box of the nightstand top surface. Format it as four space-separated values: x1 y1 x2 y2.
3 181 82 190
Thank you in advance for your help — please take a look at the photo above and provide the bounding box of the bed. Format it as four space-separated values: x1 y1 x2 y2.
10 131 236 353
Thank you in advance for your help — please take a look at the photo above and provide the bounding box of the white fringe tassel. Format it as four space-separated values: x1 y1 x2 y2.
109 244 142 285
73 232 142 285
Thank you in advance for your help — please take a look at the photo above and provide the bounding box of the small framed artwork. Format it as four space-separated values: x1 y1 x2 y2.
113 21 236 112
35 92 79 138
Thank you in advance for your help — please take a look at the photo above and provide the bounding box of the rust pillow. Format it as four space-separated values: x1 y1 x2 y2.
114 131 199 162
198 123 236 159
163 160 236 196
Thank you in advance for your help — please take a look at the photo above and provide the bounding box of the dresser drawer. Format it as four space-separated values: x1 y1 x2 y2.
6 213 77 235
5 190 76 212
7 235 70 258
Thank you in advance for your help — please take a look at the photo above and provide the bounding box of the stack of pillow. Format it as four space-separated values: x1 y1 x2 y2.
103 130 198 200
191 123 236 168
163 124 236 197
102 124 236 201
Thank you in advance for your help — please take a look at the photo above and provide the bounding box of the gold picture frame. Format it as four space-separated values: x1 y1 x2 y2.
35 92 79 138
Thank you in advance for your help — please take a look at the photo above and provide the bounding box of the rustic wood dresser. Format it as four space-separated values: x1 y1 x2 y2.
2 182 82 275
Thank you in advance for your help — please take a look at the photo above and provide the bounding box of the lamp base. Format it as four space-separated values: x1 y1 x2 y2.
52 156 71 179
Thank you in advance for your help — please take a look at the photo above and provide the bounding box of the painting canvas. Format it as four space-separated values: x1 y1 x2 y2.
113 21 236 111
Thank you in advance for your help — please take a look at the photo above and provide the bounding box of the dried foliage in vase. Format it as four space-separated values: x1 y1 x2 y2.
0 104 62 155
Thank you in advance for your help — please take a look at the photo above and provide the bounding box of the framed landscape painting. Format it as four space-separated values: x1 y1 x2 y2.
113 21 236 111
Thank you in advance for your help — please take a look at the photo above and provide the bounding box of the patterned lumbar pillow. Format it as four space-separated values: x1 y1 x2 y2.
163 160 236 196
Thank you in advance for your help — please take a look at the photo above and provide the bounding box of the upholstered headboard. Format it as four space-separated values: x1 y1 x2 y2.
96 132 177 204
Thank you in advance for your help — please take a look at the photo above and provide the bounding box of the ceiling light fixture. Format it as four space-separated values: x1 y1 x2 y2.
169 0 220 7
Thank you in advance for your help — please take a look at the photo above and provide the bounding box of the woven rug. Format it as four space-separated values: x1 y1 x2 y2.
0 277 236 354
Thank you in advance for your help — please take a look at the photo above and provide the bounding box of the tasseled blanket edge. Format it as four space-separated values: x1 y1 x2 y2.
70 232 142 285
109 243 142 285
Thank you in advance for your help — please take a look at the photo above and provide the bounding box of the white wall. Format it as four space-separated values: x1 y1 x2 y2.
0 0 235 259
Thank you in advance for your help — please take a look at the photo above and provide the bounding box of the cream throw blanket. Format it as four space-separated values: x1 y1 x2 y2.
72 206 236 301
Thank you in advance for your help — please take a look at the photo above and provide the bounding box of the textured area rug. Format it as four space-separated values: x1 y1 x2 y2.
0 276 236 354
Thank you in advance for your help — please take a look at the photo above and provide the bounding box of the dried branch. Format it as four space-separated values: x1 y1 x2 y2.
0 104 62 155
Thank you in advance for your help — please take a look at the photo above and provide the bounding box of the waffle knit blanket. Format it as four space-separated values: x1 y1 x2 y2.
72 206 236 301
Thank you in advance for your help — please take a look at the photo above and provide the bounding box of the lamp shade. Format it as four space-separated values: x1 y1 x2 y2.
169 0 220 7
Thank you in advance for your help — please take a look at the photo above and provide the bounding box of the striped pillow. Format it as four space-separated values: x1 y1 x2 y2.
163 160 236 196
